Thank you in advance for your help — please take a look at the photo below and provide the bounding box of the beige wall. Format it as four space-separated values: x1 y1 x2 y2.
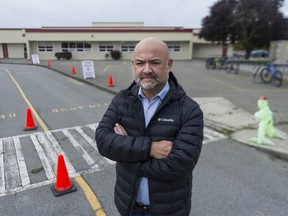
0 27 232 61
28 41 193 61
270 40 288 64
0 43 25 58
0 30 24 43
193 43 233 59
7 43 25 58
0 44 3 58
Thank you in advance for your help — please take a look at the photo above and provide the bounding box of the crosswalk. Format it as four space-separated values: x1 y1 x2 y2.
0 123 225 197
203 127 227 144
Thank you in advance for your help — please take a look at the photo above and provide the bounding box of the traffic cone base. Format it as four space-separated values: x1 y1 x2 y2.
51 154 77 197
51 183 77 197
23 125 38 131
23 108 38 131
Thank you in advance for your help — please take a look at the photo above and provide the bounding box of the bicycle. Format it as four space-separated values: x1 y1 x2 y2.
252 64 265 84
222 58 240 74
205 56 226 70
259 63 283 87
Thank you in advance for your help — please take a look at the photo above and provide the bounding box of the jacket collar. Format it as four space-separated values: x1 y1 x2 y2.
127 71 186 101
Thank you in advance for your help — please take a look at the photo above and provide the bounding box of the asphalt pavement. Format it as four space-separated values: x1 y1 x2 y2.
1 58 288 161
1 58 288 216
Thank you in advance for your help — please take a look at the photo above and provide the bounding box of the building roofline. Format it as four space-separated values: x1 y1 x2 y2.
0 28 24 30
22 28 193 33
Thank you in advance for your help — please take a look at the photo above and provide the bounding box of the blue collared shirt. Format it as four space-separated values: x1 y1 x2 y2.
136 81 170 205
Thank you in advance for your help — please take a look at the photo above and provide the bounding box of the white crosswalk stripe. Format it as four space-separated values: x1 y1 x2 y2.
45 131 76 174
203 127 226 144
3 137 21 191
62 129 99 169
0 139 5 193
30 134 55 180
13 136 30 187
0 124 224 197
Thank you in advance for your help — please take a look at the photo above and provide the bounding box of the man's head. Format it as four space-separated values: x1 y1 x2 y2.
132 37 173 98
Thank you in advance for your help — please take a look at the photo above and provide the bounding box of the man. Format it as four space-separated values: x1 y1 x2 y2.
96 37 203 216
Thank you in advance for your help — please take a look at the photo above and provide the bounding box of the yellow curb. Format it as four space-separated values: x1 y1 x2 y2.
75 176 106 216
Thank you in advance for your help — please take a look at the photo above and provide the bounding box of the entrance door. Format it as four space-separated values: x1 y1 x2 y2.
24 43 27 58
222 44 228 57
2 43 8 58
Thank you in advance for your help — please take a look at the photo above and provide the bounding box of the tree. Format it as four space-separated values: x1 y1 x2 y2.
199 0 288 58
199 0 238 44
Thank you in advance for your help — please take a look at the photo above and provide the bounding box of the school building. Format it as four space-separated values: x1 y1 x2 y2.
0 22 232 61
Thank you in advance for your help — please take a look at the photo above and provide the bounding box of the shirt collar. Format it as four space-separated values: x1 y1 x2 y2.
138 81 170 101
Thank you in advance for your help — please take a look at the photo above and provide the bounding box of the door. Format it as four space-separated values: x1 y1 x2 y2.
222 44 228 57
24 43 27 58
2 43 8 58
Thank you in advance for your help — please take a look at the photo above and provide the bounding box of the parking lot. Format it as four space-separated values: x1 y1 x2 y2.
2 58 288 134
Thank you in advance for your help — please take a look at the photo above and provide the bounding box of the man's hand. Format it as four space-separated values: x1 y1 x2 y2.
150 140 173 159
114 123 128 136
114 123 172 159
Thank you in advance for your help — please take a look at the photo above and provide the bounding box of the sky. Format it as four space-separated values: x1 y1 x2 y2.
1 0 288 29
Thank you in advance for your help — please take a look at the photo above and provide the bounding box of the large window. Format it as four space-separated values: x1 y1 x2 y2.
166 42 181 52
99 42 113 52
121 42 136 52
61 42 91 52
38 42 53 52
83 42 92 52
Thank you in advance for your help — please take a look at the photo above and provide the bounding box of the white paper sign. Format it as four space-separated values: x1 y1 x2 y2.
81 61 96 79
31 54 40 64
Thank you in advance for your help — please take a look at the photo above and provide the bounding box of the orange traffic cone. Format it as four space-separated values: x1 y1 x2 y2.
23 108 38 131
48 60 51 67
51 154 77 197
72 66 76 74
107 75 114 87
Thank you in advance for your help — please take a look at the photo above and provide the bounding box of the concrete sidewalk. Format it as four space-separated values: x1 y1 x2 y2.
1 59 288 161
194 97 288 161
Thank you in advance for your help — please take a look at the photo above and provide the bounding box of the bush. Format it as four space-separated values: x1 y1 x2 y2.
110 50 122 60
55 52 72 60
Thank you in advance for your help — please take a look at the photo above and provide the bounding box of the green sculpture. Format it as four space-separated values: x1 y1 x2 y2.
250 96 286 145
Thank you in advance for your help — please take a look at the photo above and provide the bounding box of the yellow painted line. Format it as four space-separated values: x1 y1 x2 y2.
69 78 84 85
209 76 244 92
75 176 107 216
103 66 110 72
1 66 49 131
1 65 106 215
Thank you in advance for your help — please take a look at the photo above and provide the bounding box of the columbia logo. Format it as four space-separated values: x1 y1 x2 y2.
158 118 174 122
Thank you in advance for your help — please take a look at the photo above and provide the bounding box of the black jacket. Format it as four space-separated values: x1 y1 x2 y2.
96 72 203 216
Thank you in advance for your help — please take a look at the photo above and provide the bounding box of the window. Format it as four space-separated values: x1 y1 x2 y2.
61 42 91 52
83 42 91 52
38 42 53 52
166 42 181 52
99 42 113 52
61 42 69 52
121 42 136 52
77 43 84 52
68 42 77 52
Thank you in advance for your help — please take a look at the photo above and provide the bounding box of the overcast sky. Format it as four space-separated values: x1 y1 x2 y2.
1 0 288 29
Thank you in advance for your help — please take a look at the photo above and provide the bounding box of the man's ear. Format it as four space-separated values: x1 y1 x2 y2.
168 59 173 70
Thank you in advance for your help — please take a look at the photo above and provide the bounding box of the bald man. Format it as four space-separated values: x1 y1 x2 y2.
96 37 203 216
